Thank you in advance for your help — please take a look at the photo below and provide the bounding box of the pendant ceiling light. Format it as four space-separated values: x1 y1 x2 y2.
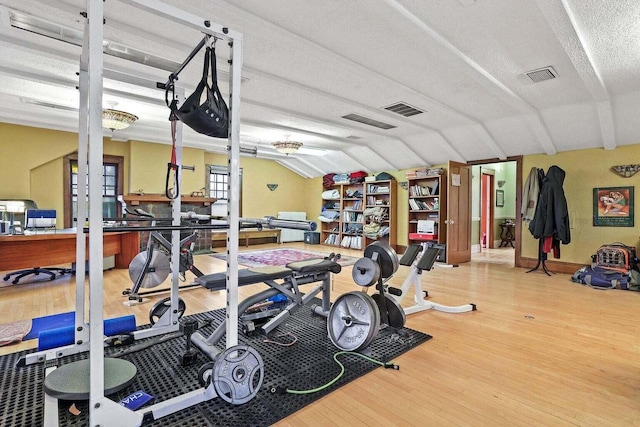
272 140 303 155
102 108 138 131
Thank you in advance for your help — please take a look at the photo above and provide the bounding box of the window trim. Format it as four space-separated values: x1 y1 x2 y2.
63 153 124 228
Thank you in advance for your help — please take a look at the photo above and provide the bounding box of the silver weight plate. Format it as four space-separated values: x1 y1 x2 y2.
363 241 399 279
327 291 380 352
352 257 380 287
128 250 171 288
372 293 406 329
213 345 264 405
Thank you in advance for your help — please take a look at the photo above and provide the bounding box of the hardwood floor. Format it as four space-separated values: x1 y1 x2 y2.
1 242 639 426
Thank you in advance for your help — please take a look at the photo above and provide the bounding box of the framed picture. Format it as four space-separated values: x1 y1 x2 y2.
495 189 504 207
593 186 634 227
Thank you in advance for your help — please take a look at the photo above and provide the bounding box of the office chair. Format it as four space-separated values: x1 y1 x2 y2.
2 207 72 285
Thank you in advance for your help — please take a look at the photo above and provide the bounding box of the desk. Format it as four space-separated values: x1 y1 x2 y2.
499 223 515 248
0 230 140 271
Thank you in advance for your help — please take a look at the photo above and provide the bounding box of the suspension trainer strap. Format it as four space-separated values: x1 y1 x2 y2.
165 119 179 199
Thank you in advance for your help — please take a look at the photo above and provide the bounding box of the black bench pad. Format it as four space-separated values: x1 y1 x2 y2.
197 266 292 290
286 258 341 274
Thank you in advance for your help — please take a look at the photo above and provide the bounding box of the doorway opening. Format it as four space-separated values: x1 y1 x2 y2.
470 158 521 266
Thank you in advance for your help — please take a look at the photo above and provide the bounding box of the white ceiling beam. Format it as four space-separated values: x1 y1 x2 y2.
382 0 555 157
535 0 616 150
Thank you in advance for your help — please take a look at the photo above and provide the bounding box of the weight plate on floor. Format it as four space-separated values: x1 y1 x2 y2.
149 297 186 325
128 250 171 288
327 291 380 352
198 361 216 387
363 241 399 279
352 257 380 287
372 293 406 329
213 345 264 405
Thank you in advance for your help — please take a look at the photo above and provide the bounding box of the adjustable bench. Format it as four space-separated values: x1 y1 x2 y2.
192 257 341 360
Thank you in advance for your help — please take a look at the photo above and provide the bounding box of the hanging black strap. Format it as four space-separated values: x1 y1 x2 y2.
165 119 179 199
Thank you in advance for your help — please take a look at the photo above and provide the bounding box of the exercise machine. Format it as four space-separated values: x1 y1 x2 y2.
192 254 342 360
352 241 476 316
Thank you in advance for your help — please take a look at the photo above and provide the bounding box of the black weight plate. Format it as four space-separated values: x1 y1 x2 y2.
372 293 406 329
149 296 186 325
363 241 399 279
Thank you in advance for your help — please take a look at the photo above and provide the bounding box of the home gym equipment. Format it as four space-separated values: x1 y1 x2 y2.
197 345 264 405
327 291 381 352
192 254 342 360
353 242 476 316
351 241 407 329
180 318 200 366
149 296 186 325
35 3 247 425
122 207 205 302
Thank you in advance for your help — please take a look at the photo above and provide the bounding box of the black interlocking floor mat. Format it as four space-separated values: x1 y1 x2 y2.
0 303 431 427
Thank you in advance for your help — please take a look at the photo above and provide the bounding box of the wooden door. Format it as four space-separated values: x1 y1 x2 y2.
446 161 472 264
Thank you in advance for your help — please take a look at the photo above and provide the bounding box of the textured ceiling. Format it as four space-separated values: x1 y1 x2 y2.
0 0 639 177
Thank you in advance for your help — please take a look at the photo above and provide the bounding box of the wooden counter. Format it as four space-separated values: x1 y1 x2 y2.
0 230 140 271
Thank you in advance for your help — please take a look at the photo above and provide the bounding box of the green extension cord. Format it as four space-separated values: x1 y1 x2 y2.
269 351 399 395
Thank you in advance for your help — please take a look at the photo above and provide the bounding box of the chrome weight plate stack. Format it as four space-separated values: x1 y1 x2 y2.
327 291 381 352
128 249 171 288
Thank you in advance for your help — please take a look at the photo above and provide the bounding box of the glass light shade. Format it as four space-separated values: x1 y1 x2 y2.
272 141 303 155
102 109 138 131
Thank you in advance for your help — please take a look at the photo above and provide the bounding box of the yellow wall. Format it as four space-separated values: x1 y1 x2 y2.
129 141 205 195
522 145 640 264
0 124 78 198
30 158 64 228
204 153 310 218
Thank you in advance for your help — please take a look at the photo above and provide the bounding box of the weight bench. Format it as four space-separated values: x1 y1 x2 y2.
192 257 341 360
394 244 476 315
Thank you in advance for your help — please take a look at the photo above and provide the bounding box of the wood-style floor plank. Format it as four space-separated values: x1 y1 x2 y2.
1 244 639 426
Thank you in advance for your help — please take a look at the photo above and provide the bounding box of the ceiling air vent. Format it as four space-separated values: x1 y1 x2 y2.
341 113 396 130
383 102 424 117
525 66 557 83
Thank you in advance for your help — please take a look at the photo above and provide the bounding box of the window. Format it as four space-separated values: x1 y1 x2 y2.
63 154 124 228
207 165 242 217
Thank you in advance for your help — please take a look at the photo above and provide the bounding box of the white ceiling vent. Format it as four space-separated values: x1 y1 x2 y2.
525 66 557 83
341 113 396 130
383 102 424 117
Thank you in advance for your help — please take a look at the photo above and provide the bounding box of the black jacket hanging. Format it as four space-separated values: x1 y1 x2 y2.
528 165 571 244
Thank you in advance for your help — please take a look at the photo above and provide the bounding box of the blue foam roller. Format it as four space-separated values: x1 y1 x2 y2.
104 315 136 336
37 315 137 351
38 326 75 351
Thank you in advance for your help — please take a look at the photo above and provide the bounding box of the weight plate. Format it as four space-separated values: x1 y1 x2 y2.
327 291 380 352
128 250 171 288
372 293 406 329
352 257 380 287
363 241 399 279
213 345 264 405
198 361 216 387
149 297 186 325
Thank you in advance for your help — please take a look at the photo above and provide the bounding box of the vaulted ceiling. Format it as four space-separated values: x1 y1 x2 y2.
0 0 639 177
